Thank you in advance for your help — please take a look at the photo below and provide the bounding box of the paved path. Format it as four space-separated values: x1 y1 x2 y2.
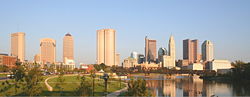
106 83 128 97
44 74 78 91
0 77 8 81
45 76 58 91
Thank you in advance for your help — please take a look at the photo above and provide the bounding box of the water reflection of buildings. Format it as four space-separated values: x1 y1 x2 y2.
146 75 176 97
147 79 163 96
144 74 234 97
145 75 215 97
163 79 176 97
181 77 203 97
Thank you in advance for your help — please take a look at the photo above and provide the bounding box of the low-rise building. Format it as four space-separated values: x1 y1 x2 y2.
208 60 231 72
3 56 17 68
0 54 8 65
162 55 175 69
122 57 137 68
187 63 203 70
140 63 160 69
64 58 75 70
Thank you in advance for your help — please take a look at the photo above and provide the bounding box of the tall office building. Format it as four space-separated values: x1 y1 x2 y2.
183 39 199 64
34 54 41 63
97 29 116 66
131 51 139 59
158 47 167 62
11 32 25 62
169 35 176 66
162 35 176 68
202 40 214 61
63 33 74 63
40 38 56 65
115 53 120 66
145 36 157 63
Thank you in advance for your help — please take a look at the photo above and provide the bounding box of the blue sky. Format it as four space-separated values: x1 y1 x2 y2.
0 0 250 65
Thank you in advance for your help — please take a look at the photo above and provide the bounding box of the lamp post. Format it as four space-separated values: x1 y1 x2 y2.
91 73 96 96
101 73 109 96
119 76 122 89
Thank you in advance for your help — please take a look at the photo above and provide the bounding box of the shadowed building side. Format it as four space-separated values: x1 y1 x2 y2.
202 40 214 62
183 39 199 65
145 37 157 64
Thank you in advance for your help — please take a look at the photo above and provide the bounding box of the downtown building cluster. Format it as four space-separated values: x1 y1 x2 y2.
121 35 232 73
0 32 75 70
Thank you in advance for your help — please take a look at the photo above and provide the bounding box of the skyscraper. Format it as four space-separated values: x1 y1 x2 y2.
202 40 214 62
162 35 176 68
34 54 41 63
158 47 167 62
40 38 56 65
169 35 176 66
63 33 74 63
145 36 157 63
183 39 199 64
97 29 116 66
115 53 120 66
11 32 25 62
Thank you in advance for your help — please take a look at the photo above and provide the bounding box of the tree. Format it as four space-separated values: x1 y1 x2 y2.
74 76 92 96
231 61 250 81
0 80 12 96
12 61 25 95
23 66 43 96
0 65 9 72
126 78 150 96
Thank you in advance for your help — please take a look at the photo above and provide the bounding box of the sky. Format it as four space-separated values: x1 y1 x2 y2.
0 0 250 65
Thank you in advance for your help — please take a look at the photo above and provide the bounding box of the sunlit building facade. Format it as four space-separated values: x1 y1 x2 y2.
34 54 41 63
63 33 74 64
40 38 56 66
11 32 25 62
97 29 116 66
169 35 176 67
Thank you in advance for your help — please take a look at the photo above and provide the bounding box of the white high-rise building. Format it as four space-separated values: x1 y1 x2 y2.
202 40 214 61
163 35 176 68
169 35 176 67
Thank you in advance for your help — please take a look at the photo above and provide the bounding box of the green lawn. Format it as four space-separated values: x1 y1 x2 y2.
0 75 126 96
0 74 7 78
45 75 126 96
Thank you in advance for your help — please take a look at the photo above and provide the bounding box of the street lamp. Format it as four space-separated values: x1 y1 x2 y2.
101 73 109 96
119 75 122 89
91 73 96 96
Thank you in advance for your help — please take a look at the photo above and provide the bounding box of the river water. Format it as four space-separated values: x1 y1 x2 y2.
129 74 250 97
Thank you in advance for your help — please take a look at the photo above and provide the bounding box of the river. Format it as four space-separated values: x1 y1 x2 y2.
128 74 250 97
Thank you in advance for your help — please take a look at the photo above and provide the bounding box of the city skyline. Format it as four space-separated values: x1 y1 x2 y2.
0 0 250 65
